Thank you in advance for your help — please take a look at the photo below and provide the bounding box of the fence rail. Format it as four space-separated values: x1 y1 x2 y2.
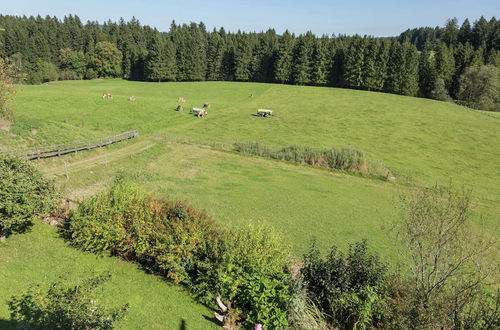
1 130 139 160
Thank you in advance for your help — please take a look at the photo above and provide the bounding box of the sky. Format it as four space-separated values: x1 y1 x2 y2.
1 0 499 36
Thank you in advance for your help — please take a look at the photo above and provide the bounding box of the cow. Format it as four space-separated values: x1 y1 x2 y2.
176 104 184 111
177 97 185 103
102 93 113 99
203 103 211 109
191 107 207 117
129 96 136 101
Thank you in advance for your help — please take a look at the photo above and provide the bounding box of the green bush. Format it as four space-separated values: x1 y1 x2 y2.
301 240 387 329
68 181 291 328
58 70 80 80
192 224 291 328
0 155 58 240
8 273 128 330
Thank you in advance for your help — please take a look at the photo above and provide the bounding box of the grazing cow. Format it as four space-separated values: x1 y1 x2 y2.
191 107 207 117
102 93 113 99
129 96 136 101
176 104 183 111
203 103 211 109
177 97 185 103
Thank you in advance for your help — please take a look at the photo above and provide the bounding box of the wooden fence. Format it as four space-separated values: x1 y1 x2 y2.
0 130 139 160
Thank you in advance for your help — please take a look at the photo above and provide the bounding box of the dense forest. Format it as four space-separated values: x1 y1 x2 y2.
0 15 498 110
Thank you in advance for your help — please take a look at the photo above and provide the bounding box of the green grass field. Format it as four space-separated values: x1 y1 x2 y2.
1 79 499 327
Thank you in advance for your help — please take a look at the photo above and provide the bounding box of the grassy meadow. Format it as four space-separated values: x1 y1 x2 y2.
1 79 499 327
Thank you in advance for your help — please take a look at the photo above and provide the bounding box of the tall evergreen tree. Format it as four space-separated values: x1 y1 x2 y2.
418 44 437 98
361 38 380 90
343 36 366 88
311 36 329 86
274 30 294 83
206 30 225 81
292 32 315 85
400 41 419 96
233 32 253 81
144 32 175 81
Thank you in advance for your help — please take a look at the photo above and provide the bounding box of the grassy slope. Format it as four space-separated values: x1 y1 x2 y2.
0 223 216 329
1 79 498 326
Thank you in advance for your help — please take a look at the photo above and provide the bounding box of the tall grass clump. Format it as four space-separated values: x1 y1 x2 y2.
234 142 368 173
67 179 291 328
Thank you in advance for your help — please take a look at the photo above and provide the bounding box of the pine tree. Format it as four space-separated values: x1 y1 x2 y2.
274 30 294 83
471 16 490 48
206 30 225 81
292 32 315 85
458 19 472 45
418 45 437 98
233 32 253 81
434 42 455 91
374 40 390 90
145 32 175 82
311 36 329 86
401 41 419 96
343 36 366 88
450 42 475 97
361 38 380 90
385 41 405 94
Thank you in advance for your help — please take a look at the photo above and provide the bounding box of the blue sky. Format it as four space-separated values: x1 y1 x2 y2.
1 0 499 36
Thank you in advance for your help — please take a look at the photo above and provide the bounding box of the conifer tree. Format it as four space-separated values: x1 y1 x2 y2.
361 38 380 90
206 30 225 81
434 42 455 91
418 45 437 98
385 41 405 94
145 32 175 82
292 32 315 85
401 41 419 96
274 30 294 83
311 36 329 86
233 33 253 81
343 36 366 88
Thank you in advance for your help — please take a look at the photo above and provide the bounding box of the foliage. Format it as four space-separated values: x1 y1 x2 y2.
458 64 499 111
59 48 87 78
68 180 291 328
395 184 498 328
0 14 497 103
192 224 291 328
28 61 59 84
301 240 387 329
90 42 122 78
288 274 329 329
234 142 368 173
8 273 129 330
0 155 58 240
0 57 23 120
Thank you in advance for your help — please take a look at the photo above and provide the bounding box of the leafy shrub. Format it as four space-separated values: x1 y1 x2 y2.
8 273 128 330
192 224 291 328
234 142 368 173
27 61 59 84
85 68 97 80
301 240 387 329
68 181 291 328
59 70 80 80
0 155 58 240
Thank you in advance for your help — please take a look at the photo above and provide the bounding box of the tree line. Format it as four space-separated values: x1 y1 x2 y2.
0 14 498 109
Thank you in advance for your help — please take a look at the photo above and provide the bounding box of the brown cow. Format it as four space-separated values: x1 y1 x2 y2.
129 96 136 101
102 93 113 99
